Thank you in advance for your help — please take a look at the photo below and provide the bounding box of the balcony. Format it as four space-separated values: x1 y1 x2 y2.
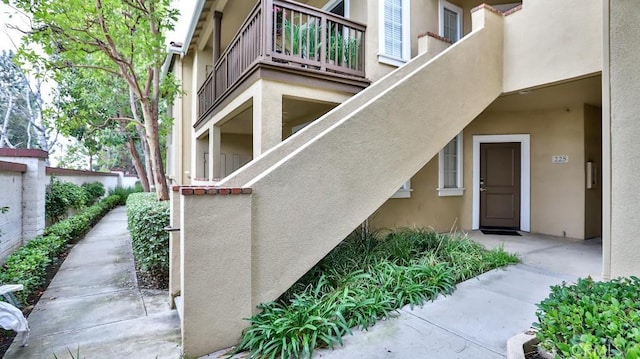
197 0 367 124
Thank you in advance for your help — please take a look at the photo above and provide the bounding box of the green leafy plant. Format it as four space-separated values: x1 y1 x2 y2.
0 196 120 302
232 228 518 358
109 184 143 206
45 179 89 224
326 30 361 68
81 182 105 205
534 276 640 358
126 193 170 287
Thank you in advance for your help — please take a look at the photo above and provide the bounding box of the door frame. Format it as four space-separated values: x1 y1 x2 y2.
472 134 531 231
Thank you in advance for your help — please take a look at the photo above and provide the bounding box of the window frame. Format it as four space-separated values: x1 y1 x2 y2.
323 0 350 18
378 0 411 66
439 0 463 43
438 131 464 196
391 179 412 199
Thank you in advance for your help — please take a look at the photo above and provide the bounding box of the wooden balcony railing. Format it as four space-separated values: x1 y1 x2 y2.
197 0 366 121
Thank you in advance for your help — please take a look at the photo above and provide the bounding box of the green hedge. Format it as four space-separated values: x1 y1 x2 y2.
0 195 120 303
126 193 169 285
535 277 640 358
81 182 105 205
45 180 88 223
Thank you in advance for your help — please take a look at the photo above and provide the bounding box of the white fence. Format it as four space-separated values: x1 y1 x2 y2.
0 149 140 262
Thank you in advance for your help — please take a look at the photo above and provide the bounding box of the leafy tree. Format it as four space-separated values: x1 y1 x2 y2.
54 67 152 191
5 0 179 200
0 50 56 151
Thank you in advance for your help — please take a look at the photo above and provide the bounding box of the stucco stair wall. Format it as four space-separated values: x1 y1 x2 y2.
245 7 505 306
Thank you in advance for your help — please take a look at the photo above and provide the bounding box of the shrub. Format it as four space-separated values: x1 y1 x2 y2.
235 228 519 358
45 179 88 224
109 183 143 206
81 182 105 205
0 195 120 302
534 277 640 358
126 193 169 286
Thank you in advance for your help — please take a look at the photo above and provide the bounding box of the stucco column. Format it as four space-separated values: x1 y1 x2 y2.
210 125 221 179
0 149 47 241
168 187 181 308
180 188 253 357
603 0 640 278
252 82 282 157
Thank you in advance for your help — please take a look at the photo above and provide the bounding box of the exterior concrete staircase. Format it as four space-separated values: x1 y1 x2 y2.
176 6 505 357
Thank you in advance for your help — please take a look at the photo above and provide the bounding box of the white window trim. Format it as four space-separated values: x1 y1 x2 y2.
438 132 464 196
472 134 531 232
378 0 411 66
322 0 350 18
391 180 412 199
439 0 463 42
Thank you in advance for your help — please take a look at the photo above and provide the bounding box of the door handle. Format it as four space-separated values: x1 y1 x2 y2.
479 188 486 192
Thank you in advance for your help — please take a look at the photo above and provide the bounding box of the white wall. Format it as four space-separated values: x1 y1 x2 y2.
0 170 24 261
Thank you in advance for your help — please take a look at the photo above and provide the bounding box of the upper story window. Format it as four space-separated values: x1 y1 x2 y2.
378 0 410 66
438 131 464 196
325 0 349 17
439 0 463 42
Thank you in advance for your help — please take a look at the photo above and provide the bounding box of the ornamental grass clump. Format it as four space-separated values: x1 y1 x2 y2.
534 276 640 358
233 228 518 358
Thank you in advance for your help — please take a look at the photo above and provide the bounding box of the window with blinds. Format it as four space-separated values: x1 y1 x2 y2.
384 0 404 58
439 1 463 43
442 136 458 188
438 131 464 196
379 0 409 65
442 8 459 42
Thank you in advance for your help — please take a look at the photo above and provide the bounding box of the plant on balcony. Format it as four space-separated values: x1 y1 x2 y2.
326 30 361 69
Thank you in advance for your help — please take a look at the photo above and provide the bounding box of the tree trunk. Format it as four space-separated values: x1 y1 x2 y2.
137 123 155 190
141 101 169 200
0 95 16 149
118 119 150 192
127 138 151 192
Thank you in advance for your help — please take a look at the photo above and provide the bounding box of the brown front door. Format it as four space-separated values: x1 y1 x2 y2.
480 142 521 229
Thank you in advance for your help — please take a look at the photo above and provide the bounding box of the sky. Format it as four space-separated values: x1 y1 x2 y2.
0 3 29 52
1 1 197 51
0 1 197 166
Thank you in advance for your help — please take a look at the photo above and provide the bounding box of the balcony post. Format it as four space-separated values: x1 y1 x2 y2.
213 11 223 63
263 0 273 59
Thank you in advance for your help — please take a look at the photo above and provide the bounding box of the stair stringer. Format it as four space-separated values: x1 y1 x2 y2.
218 37 451 187
245 8 505 306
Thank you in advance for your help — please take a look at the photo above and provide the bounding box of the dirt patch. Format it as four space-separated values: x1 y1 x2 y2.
133 264 168 290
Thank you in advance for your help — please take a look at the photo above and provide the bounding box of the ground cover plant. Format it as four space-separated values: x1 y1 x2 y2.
109 183 144 206
126 192 169 288
534 276 640 358
233 228 519 358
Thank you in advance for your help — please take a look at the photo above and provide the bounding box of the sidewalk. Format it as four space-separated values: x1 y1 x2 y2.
3 207 181 359
309 232 602 358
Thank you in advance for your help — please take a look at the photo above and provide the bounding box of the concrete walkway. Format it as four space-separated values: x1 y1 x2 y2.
309 232 602 358
4 207 181 359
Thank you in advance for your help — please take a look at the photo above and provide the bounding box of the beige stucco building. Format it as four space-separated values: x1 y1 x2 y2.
163 0 636 356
